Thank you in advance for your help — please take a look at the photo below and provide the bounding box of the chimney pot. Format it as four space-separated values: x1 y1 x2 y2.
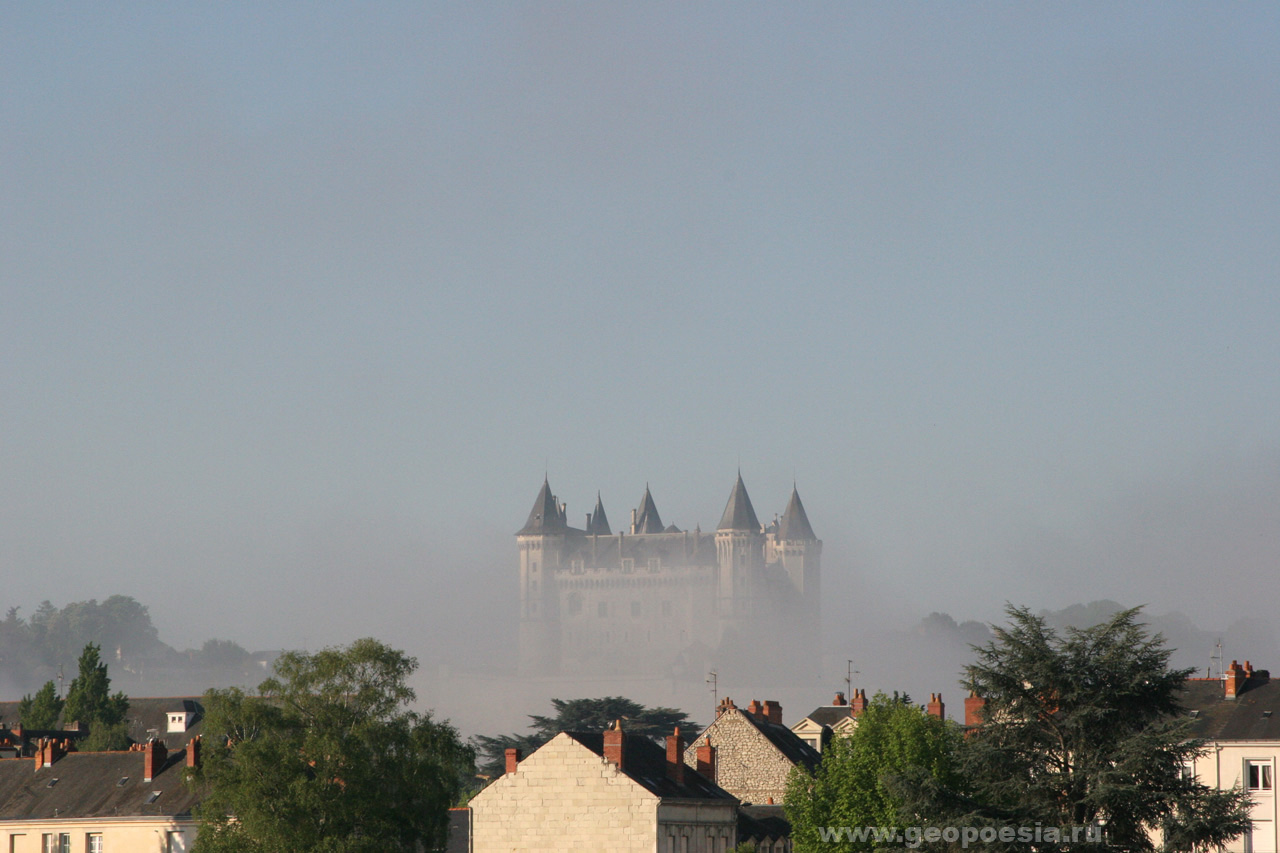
833 692 847 706
927 693 945 720
964 692 986 727
143 739 168 782
762 700 782 726
504 747 521 775
851 689 868 716
186 736 202 769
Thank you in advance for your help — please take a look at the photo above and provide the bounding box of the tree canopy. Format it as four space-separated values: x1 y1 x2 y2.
786 693 963 852
472 696 698 778
17 680 64 730
897 605 1252 852
190 638 473 853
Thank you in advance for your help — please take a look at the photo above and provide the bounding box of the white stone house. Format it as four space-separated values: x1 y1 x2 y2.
470 722 738 853
790 690 865 752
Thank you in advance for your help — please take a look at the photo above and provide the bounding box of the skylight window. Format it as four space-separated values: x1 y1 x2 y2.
117 776 129 787
144 791 161 804
46 778 59 788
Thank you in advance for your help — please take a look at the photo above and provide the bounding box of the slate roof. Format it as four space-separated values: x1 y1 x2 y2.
798 705 856 728
586 492 612 535
0 697 204 753
1182 677 1280 741
777 486 817 541
739 804 792 845
633 486 665 534
718 474 761 532
0 749 203 820
742 713 821 772
563 732 736 802
517 478 569 535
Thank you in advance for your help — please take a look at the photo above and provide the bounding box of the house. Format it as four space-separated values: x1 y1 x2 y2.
791 690 948 752
0 736 203 852
790 690 865 751
469 721 739 852
684 697 820 806
0 697 205 756
1182 660 1280 853
517 475 822 677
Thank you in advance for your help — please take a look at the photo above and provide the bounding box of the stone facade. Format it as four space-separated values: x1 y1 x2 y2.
470 732 738 853
518 476 822 678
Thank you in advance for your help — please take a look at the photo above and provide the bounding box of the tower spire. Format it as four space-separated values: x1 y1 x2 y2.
717 472 761 532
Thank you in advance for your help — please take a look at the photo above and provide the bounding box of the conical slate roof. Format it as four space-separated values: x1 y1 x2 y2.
587 492 612 535
777 486 817 541
517 478 567 535
718 473 761 532
633 485 664 534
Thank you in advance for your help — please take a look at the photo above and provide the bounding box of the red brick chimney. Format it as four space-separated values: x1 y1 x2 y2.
1225 660 1248 699
186 736 202 770
762 700 783 726
964 692 986 727
747 699 763 721
832 692 847 706
504 747 521 775
716 697 736 718
603 720 625 770
665 727 685 785
696 736 716 781
927 693 945 720
143 739 167 782
850 688 867 716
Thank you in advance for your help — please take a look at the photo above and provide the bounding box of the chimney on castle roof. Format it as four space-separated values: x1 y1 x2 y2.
666 727 685 785
850 689 867 716
964 692 986 727
603 720 625 770
696 736 716 781
762 700 783 726
504 747 521 775
833 692 847 706
143 739 167 782
927 693 945 720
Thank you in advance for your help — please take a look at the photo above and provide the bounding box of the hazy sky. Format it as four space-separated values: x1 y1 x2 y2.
4 4 1278 663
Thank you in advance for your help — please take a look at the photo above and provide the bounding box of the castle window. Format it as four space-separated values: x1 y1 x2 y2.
598 602 608 618
567 594 582 615
648 557 660 572
530 561 538 574
631 601 642 618
621 558 634 573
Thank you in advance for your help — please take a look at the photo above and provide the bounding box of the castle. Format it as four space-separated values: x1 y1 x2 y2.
517 474 822 678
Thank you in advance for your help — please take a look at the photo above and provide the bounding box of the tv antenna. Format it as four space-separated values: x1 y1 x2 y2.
56 665 64 699
845 660 860 698
706 670 718 710
1210 639 1224 679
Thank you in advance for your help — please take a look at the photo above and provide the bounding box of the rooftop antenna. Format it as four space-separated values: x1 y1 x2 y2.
56 664 64 699
845 660 860 698
1210 639 1224 679
706 669 718 711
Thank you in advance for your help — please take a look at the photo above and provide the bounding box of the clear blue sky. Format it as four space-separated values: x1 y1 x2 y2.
3 3 1278 658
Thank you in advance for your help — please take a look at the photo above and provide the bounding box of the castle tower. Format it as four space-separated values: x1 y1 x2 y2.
516 477 567 676
715 473 763 629
777 485 822 625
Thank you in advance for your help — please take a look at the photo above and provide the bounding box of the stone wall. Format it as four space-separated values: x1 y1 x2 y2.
684 709 796 805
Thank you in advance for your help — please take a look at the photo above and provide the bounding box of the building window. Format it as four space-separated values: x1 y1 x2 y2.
648 557 660 572
87 834 104 853
621 558 634 573
166 832 185 853
42 835 70 853
530 561 538 574
1247 760 1273 791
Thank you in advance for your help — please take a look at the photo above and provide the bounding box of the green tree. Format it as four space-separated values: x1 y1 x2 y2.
190 638 473 853
62 643 129 726
898 606 1252 852
473 696 698 778
17 680 64 729
785 693 962 852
